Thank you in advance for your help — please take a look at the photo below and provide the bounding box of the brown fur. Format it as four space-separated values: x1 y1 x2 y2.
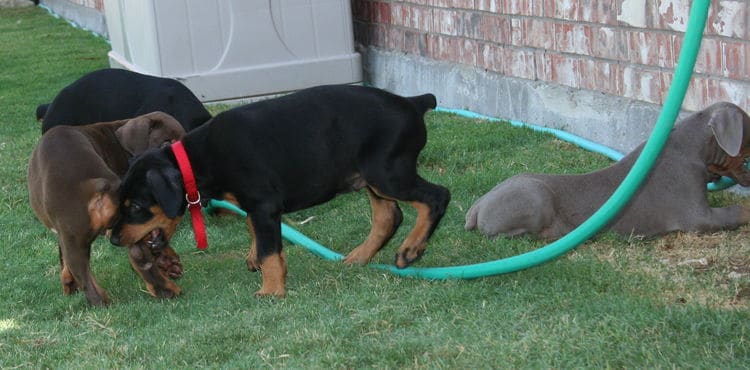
28 112 185 306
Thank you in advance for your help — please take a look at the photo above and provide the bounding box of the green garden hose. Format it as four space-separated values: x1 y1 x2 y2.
208 0 711 280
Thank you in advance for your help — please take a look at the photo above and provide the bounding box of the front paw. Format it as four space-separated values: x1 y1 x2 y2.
154 246 184 279
147 281 182 299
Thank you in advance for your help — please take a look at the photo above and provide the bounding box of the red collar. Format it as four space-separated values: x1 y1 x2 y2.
171 141 208 249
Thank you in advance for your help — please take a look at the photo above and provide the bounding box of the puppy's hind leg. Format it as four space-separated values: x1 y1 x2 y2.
343 188 403 265
368 175 450 269
59 234 109 306
58 242 77 295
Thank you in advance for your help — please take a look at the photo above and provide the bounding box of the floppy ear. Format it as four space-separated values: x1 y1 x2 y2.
708 107 745 157
146 167 184 218
143 111 185 148
116 116 151 156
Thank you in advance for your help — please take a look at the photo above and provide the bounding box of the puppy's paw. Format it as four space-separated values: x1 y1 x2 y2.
147 281 182 299
394 249 424 269
254 287 286 298
246 256 261 272
154 246 183 279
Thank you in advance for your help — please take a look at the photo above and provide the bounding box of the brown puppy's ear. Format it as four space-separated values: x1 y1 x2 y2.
709 107 745 157
115 116 152 156
141 111 186 148
146 167 184 218
84 178 120 232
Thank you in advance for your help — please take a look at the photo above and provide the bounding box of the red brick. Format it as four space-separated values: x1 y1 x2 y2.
433 0 475 9
524 18 554 49
622 67 662 104
503 0 543 16
404 30 425 55
554 0 579 20
720 40 748 79
386 26 405 50
591 26 623 60
433 8 456 35
683 76 721 111
707 1 748 38
510 18 524 46
503 48 536 80
534 51 552 82
478 42 502 72
654 0 689 31
373 1 392 24
477 0 504 13
407 5 433 31
718 80 750 110
480 14 512 44
554 23 575 53
694 37 722 75
626 31 674 68
587 60 622 95
549 53 580 88
578 0 617 24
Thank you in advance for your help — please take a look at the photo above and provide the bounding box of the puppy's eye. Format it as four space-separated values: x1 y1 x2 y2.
130 203 142 212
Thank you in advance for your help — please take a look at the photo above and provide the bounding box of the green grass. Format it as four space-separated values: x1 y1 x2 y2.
2 7 749 368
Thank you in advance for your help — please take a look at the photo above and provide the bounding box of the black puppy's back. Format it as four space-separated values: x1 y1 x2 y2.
40 68 211 133
185 85 437 212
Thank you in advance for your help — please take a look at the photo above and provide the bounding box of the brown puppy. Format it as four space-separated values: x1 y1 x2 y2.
28 112 185 306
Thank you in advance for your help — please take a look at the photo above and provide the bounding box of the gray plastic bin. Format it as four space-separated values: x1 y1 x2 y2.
104 0 362 102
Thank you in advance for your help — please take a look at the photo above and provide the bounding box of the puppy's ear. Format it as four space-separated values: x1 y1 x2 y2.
116 116 151 156
146 167 184 218
709 107 745 157
143 111 185 148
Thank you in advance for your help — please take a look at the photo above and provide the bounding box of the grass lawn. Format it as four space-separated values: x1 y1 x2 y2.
1 7 749 368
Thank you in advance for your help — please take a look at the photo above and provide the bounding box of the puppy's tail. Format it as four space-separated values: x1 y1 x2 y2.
408 93 437 114
36 103 49 122
464 202 479 231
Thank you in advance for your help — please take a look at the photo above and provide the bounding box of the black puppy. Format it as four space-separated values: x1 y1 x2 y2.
38 68 211 133
110 85 450 298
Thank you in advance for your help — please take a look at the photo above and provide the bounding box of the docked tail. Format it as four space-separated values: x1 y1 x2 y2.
408 93 437 114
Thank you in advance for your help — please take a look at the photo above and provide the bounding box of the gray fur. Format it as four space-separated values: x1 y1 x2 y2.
466 102 750 240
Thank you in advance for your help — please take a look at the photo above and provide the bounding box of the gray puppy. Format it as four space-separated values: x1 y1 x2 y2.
465 102 750 240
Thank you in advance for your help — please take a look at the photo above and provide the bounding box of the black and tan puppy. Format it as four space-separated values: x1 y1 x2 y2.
110 85 451 298
38 68 211 133
28 112 185 306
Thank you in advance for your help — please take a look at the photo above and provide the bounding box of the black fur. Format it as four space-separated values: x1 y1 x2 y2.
39 68 211 133
110 84 450 296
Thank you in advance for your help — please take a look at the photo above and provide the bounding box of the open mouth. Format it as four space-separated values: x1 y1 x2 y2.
138 228 167 250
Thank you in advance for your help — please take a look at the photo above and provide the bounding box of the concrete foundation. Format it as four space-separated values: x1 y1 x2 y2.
361 47 675 154
41 0 108 38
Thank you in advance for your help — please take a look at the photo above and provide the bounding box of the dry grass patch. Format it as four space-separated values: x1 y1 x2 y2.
586 222 750 309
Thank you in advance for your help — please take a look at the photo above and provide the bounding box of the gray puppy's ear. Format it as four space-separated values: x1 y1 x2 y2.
146 167 184 218
708 107 745 157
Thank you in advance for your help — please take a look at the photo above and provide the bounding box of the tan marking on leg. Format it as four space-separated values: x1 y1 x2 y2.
395 201 432 268
344 192 398 265
246 216 260 271
255 253 287 297
60 263 77 295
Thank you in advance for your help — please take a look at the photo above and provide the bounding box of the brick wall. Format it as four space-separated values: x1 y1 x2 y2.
352 0 750 112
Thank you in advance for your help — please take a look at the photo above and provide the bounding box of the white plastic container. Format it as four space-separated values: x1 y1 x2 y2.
104 0 362 102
